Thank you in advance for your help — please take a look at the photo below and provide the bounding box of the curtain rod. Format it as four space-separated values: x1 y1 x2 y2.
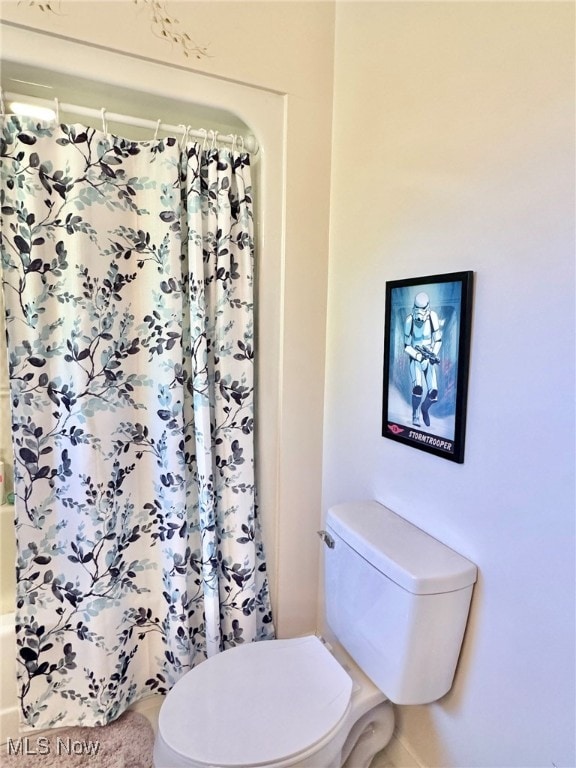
1 90 259 154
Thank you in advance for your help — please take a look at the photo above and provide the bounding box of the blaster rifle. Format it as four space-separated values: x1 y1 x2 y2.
415 345 440 365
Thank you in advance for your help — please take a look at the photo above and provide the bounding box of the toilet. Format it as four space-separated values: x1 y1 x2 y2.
153 500 477 768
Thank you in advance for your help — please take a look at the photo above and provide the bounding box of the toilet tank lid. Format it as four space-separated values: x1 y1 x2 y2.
327 501 477 595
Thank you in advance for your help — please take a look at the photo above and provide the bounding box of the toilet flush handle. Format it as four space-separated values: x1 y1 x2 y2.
317 530 335 549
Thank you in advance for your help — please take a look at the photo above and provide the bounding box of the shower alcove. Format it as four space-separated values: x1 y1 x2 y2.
0 21 284 741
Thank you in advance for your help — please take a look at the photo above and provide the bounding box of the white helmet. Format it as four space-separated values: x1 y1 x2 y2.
413 292 430 324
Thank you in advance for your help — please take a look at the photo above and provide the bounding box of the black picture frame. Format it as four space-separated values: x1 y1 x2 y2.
382 271 474 463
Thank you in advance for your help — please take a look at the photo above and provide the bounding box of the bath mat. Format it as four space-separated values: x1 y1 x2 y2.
1 710 154 768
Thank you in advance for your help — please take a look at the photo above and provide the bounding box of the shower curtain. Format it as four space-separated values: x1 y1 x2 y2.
0 115 274 730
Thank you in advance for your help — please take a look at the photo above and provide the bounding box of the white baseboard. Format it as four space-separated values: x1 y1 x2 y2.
373 732 425 768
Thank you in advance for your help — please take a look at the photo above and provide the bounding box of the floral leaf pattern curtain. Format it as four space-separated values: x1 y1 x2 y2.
0 116 274 730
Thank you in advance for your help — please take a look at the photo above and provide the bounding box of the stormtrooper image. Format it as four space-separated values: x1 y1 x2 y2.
404 291 442 427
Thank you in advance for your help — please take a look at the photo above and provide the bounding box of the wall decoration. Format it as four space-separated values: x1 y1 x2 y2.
382 271 474 463
21 0 210 59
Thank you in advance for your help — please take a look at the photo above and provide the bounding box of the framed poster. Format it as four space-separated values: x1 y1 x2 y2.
382 271 474 463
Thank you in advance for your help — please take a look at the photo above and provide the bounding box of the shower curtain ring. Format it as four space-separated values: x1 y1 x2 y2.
179 124 190 149
54 98 60 126
153 119 161 141
101 108 108 134
0 88 5 117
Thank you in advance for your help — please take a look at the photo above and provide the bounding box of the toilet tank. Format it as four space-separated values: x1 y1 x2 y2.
324 500 477 705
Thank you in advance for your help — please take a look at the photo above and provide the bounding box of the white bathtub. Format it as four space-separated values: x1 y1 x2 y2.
0 612 18 745
0 503 18 744
0 609 161 745
0 503 16 616
0 502 161 742
0 503 162 741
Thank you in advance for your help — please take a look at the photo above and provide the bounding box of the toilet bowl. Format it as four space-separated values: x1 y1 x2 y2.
153 635 395 768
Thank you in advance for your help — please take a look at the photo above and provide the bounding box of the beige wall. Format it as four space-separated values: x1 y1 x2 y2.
326 2 575 766
0 0 336 637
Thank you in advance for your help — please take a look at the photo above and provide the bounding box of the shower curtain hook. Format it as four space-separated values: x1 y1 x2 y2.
200 128 208 151
210 130 218 150
101 108 108 134
0 88 5 118
179 124 190 150
54 97 60 126
153 119 161 141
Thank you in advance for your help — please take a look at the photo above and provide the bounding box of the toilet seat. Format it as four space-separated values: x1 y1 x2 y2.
155 635 353 767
